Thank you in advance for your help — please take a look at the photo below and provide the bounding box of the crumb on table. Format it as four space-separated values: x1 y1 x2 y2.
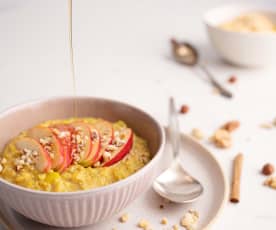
119 213 129 223
161 217 168 225
210 129 232 148
191 128 204 140
180 209 199 230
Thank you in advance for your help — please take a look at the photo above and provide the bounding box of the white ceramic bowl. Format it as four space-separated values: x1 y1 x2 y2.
203 4 276 67
0 97 165 227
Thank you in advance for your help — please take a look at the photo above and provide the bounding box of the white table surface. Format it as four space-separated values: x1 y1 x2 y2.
0 0 276 229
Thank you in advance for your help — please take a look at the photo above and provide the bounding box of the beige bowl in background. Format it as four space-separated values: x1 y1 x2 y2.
0 97 165 227
203 4 276 67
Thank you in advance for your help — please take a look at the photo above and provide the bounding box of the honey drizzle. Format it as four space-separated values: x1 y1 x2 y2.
68 0 77 117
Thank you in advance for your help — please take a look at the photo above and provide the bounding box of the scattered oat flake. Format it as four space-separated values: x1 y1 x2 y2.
211 129 232 149
1 158 7 164
264 177 276 189
191 128 204 140
161 217 168 225
180 210 199 230
138 219 150 229
172 224 179 230
260 123 273 129
119 213 129 223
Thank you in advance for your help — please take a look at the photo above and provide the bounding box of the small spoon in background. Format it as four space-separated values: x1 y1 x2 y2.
153 97 204 203
171 38 233 99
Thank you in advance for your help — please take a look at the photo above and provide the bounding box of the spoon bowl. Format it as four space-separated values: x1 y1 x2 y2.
153 159 204 203
153 97 204 203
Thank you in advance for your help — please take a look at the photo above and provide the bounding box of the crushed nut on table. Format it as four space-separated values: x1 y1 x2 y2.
180 209 199 230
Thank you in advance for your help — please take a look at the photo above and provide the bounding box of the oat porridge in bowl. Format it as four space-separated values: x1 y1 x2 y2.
0 118 151 192
0 97 165 227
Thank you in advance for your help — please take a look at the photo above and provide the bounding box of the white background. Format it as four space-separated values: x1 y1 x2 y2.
0 0 276 229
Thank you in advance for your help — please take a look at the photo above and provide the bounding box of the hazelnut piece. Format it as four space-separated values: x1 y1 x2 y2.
180 105 189 114
262 163 274 176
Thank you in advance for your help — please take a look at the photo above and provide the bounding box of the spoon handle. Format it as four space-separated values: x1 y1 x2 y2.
168 97 180 158
199 64 233 99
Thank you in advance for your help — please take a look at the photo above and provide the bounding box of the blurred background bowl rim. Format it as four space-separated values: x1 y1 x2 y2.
203 3 276 37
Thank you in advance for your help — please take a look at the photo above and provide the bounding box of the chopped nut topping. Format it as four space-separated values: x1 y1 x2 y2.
191 128 204 140
106 144 118 151
52 128 60 135
103 151 112 162
264 177 276 189
58 131 70 138
93 161 101 167
180 210 199 230
211 129 232 148
1 158 7 164
15 148 38 171
119 213 129 223
172 224 179 230
114 138 126 147
114 131 119 137
222 120 240 132
71 127 90 163
161 217 168 225
39 137 52 145
138 219 150 229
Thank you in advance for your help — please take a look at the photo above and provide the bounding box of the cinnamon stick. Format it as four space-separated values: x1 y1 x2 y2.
230 153 243 203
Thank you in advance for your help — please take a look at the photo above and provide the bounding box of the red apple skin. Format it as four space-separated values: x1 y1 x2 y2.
102 129 133 167
50 125 73 172
93 120 114 146
15 137 52 173
81 127 101 166
27 127 65 171
71 123 92 164
92 120 114 163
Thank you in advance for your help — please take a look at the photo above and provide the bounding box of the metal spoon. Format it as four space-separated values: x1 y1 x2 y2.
171 38 233 99
153 97 204 203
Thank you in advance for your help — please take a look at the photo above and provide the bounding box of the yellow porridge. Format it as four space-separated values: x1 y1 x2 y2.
0 118 151 192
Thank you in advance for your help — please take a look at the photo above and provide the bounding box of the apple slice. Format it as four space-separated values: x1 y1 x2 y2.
93 120 114 146
50 124 73 172
26 127 64 171
92 120 114 163
15 137 52 172
80 127 101 166
102 128 133 167
71 123 92 164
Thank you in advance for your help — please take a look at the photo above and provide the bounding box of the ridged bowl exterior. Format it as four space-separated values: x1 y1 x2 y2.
0 161 159 227
0 97 165 227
